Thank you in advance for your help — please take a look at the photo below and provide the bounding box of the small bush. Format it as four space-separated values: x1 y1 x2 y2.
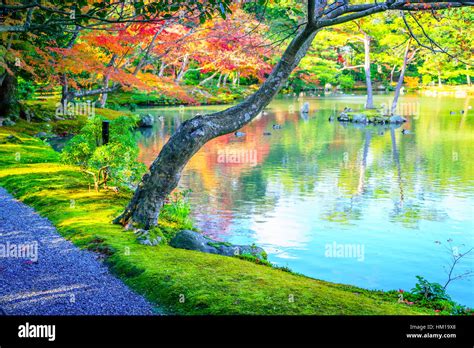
337 74 355 90
61 115 146 191
236 253 274 267
18 77 37 100
398 276 472 315
404 76 420 89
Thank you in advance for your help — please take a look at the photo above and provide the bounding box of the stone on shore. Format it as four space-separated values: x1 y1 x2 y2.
170 230 267 260
138 114 154 128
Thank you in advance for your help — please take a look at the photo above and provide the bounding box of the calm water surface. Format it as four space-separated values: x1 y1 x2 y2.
137 93 474 306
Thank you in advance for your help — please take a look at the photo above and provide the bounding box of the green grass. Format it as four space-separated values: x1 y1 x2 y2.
5 99 137 136
0 127 436 315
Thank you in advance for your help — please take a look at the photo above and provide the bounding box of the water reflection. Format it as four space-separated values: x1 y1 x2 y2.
137 94 474 306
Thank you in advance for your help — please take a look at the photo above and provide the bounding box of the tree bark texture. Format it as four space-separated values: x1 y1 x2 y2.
115 27 318 228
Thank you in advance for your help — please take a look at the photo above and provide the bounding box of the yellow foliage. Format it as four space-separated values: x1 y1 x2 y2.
404 76 419 89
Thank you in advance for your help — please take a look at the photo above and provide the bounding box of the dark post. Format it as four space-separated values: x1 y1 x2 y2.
102 120 110 145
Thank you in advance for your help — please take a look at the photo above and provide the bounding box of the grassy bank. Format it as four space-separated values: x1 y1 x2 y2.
10 99 136 136
0 125 438 315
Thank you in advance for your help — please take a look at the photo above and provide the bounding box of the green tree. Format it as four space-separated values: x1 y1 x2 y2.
61 115 146 191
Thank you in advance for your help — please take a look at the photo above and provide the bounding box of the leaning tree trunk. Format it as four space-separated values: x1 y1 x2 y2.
0 72 18 118
175 54 189 83
391 39 411 115
222 73 229 87
114 27 318 229
199 71 218 86
60 28 81 105
390 64 397 84
98 54 117 108
158 61 167 77
60 74 70 105
216 72 223 88
363 33 374 109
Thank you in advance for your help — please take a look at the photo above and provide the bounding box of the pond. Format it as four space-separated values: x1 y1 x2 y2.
137 93 474 307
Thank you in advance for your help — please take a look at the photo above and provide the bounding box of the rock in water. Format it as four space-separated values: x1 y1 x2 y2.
389 115 407 124
300 102 310 113
138 114 154 128
352 113 367 123
170 230 267 260
337 112 350 122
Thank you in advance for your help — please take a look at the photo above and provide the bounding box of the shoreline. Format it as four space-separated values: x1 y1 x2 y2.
0 125 438 315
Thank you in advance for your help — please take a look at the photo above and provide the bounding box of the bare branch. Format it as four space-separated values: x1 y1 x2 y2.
402 12 472 66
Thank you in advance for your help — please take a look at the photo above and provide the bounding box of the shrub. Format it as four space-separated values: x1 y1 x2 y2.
61 115 146 191
18 77 37 100
337 74 355 90
409 276 450 302
404 76 420 89
399 276 472 315
422 74 433 86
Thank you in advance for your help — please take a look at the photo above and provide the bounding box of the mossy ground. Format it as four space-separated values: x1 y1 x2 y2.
0 111 437 315
5 99 136 136
107 84 257 108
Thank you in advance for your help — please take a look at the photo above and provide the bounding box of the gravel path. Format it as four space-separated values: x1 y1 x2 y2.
0 187 160 315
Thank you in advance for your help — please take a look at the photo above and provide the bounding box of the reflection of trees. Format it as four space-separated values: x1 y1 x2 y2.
389 122 449 228
300 111 309 122
136 97 472 233
413 95 474 187
388 125 419 228
460 96 471 128
137 107 276 236
321 127 372 224
357 129 371 195
390 126 404 210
